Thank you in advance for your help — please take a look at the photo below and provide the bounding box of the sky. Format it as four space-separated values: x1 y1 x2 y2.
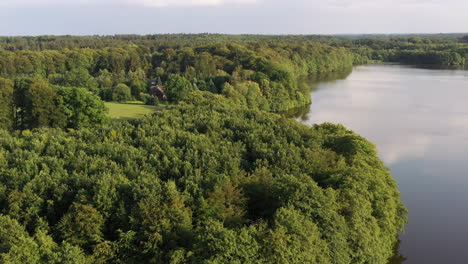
0 0 467 35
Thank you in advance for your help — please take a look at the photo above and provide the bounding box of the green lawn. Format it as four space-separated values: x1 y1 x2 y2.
105 101 159 121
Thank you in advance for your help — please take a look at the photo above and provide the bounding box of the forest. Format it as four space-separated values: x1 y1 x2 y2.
0 93 407 263
0 38 355 119
3 33 465 263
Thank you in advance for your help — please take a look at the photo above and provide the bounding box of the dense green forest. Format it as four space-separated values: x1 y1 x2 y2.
9 34 468 263
0 38 355 117
0 92 407 263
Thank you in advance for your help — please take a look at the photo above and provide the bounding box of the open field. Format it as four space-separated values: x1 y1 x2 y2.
105 101 159 121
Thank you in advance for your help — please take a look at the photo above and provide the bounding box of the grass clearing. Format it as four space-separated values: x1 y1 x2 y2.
105 101 160 121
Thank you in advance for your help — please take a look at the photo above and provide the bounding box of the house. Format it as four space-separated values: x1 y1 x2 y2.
149 85 167 100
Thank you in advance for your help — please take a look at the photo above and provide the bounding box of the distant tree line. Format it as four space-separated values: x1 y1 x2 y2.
331 35 468 66
0 33 467 51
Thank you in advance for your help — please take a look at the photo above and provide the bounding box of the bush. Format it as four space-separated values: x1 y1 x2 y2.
112 83 132 102
141 93 160 106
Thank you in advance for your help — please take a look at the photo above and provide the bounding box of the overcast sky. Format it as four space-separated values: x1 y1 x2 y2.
0 0 467 35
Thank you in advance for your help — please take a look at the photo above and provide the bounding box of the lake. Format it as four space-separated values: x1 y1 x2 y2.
292 64 468 264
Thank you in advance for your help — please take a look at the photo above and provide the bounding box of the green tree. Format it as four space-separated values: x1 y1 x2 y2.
0 78 14 130
111 83 132 102
14 77 66 129
263 207 332 264
221 82 246 106
0 215 41 264
95 69 113 89
57 203 105 250
192 220 263 264
164 74 193 101
127 69 147 97
56 86 109 129
51 68 98 92
205 183 247 227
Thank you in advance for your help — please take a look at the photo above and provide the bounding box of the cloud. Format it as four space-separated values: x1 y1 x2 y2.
380 135 432 165
1 0 257 7
1 0 468 34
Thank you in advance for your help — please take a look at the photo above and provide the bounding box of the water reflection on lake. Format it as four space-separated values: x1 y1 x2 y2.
291 65 468 264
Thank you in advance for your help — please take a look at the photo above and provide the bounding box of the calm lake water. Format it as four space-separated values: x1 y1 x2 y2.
292 64 468 264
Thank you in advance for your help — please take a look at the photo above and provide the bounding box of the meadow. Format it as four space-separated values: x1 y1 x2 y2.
105 101 160 121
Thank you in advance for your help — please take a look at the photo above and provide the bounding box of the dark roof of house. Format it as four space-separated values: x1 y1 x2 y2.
149 85 165 94
149 85 167 100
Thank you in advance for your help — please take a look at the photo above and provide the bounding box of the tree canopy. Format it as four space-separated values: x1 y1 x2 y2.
0 91 407 263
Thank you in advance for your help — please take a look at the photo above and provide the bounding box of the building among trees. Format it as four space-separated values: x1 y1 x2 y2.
149 81 167 100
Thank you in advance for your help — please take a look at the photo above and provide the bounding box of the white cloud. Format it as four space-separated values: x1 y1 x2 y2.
0 0 257 7
380 135 431 165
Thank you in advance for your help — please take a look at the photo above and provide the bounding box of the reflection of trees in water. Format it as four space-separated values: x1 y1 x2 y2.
408 64 467 71
387 239 407 264
298 68 353 93
282 69 353 121
281 104 311 120
310 68 353 83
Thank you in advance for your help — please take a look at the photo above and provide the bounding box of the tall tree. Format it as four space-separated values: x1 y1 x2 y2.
111 83 132 102
56 86 109 129
164 74 193 101
14 77 66 129
0 78 14 130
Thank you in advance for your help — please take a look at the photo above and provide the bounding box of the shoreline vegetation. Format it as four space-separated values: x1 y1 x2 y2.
2 33 466 263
